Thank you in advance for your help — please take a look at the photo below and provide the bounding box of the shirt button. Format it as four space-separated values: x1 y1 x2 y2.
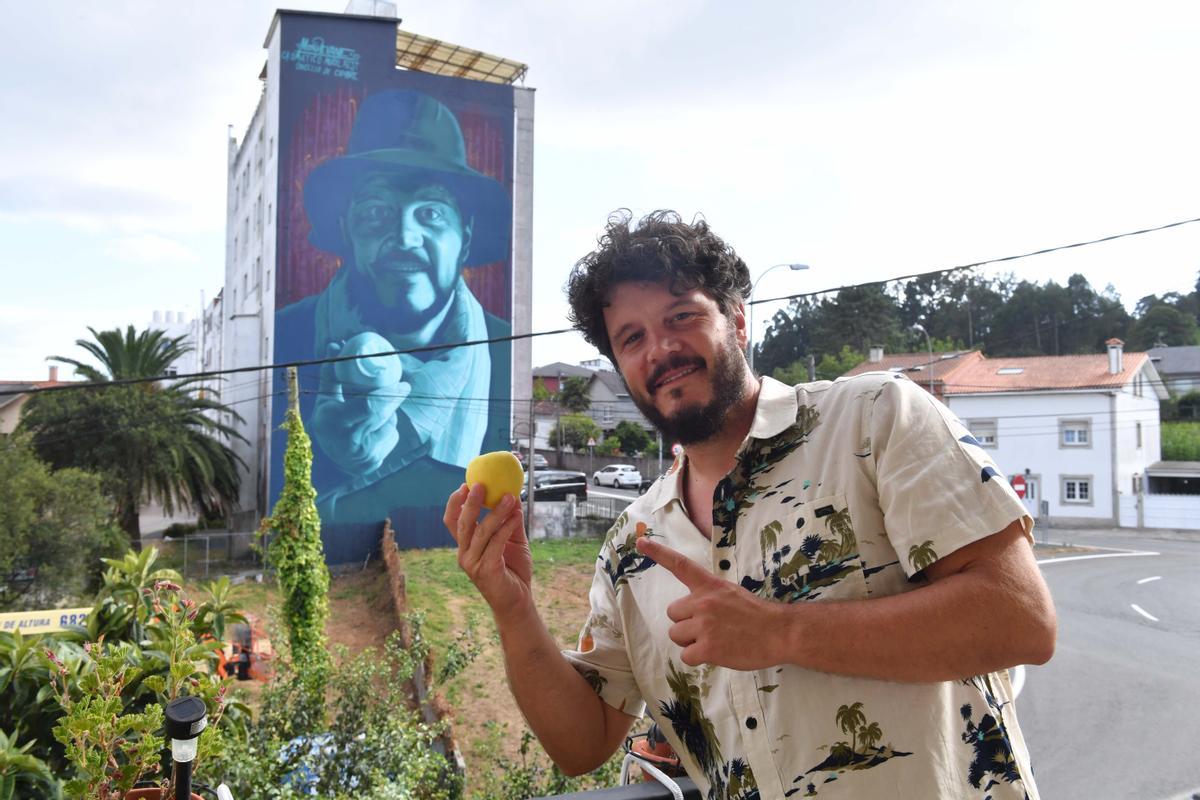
745 717 757 730
719 559 731 570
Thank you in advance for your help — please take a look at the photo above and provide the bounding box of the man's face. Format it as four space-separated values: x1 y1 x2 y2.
342 173 473 326
602 281 752 446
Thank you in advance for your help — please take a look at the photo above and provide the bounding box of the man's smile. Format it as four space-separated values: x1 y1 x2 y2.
650 360 705 395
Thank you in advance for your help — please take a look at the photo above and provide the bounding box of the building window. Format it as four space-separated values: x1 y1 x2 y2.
1059 419 1092 448
1061 475 1093 505
1134 374 1143 397
1136 421 1143 448
967 419 998 448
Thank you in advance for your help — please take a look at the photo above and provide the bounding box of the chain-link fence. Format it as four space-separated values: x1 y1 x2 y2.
151 531 264 581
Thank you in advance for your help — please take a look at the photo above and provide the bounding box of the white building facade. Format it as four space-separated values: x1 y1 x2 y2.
943 341 1166 527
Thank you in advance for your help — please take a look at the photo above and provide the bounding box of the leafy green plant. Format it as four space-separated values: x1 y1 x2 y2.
193 577 248 644
0 727 59 800
33 566 246 798
214 626 463 800
258 369 330 694
47 643 166 800
465 725 621 800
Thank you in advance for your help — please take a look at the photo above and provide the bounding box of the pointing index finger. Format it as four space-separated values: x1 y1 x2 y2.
635 536 713 590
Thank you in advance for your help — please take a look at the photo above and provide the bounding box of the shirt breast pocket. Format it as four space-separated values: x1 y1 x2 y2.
741 492 868 603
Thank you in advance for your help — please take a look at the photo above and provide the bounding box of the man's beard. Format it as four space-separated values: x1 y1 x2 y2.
630 328 750 447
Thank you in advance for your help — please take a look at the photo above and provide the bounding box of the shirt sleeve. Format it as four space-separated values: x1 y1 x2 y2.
869 375 1032 578
560 535 647 719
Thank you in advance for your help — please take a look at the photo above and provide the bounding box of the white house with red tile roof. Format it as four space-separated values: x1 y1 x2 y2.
938 339 1167 526
0 366 67 435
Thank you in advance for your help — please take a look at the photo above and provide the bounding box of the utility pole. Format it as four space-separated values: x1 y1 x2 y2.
526 396 536 533
807 354 816 382
556 370 563 467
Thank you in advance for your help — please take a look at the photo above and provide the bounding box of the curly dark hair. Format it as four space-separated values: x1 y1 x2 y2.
565 210 752 360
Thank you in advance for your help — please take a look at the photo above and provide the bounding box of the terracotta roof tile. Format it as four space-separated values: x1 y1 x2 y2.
943 352 1149 394
842 351 982 386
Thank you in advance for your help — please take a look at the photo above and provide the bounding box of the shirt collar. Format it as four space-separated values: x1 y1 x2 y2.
641 376 798 513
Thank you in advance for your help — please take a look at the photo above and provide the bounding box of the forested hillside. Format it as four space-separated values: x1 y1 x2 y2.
753 271 1200 380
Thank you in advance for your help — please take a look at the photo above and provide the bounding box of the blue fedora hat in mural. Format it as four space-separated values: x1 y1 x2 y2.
304 89 512 266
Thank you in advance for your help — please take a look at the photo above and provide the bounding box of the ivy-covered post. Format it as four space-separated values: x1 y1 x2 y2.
261 367 331 693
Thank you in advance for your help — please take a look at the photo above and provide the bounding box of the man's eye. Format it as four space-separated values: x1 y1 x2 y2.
622 331 643 349
674 312 694 321
353 204 396 228
415 204 451 225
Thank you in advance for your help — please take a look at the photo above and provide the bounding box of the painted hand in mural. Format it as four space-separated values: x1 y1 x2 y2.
311 335 412 474
636 537 788 670
444 482 534 624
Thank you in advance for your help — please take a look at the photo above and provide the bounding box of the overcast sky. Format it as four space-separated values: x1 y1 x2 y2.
2 0 1198 380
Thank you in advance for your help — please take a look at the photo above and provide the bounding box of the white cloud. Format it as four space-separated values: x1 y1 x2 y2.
104 234 202 265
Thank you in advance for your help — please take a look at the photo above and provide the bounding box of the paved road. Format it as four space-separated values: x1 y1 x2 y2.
1019 527 1200 800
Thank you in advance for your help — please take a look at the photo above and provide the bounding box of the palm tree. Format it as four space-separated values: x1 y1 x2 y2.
47 326 192 383
859 721 883 752
20 325 246 546
836 702 866 752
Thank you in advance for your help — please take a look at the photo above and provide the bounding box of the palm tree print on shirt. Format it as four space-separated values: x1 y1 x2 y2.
713 405 820 548
658 661 760 800
792 703 912 795
908 540 939 573
742 504 861 602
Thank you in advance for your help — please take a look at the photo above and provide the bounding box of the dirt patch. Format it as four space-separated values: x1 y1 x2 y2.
327 562 398 654
435 560 598 777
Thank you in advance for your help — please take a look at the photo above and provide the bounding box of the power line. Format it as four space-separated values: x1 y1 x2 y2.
7 213 1197 399
749 215 1200 307
0 326 574 398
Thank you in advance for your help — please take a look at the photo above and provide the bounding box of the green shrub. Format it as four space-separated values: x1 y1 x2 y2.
214 624 465 800
1162 421 1200 460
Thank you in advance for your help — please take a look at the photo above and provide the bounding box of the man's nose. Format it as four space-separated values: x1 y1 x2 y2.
397 209 424 249
647 330 681 363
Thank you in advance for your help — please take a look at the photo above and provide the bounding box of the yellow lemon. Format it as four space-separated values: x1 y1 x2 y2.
465 451 525 509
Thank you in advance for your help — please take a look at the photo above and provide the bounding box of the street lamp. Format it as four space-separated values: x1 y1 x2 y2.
910 323 934 395
748 263 809 372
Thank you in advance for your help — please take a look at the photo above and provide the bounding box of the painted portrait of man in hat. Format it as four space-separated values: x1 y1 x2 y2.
274 88 512 533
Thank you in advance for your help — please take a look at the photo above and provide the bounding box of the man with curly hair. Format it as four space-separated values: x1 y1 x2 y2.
445 210 1055 799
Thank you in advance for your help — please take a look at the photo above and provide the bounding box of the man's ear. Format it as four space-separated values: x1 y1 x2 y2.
732 301 748 349
458 217 474 267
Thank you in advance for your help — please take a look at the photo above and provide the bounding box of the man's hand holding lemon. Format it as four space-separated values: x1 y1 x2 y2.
444 452 533 623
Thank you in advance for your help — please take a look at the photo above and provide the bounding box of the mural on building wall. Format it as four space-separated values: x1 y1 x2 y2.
271 15 513 562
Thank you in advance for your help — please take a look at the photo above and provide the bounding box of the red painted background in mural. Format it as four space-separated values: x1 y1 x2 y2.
276 85 512 319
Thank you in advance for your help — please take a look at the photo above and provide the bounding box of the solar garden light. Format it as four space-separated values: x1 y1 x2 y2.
165 695 207 800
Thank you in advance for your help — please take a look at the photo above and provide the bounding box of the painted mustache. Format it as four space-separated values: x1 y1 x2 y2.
648 356 705 396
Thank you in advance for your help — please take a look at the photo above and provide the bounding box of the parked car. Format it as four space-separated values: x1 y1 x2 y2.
592 464 643 489
520 469 588 501
513 451 550 470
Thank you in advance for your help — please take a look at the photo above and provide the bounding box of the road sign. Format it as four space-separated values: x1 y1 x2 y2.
1011 474 1027 499
587 437 596 447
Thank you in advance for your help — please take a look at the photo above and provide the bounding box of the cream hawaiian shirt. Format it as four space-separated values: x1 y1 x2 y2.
563 373 1040 800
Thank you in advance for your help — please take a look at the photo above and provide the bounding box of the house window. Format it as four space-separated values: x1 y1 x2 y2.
1061 475 1093 505
1136 422 1143 448
967 419 998 448
1059 419 1091 448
